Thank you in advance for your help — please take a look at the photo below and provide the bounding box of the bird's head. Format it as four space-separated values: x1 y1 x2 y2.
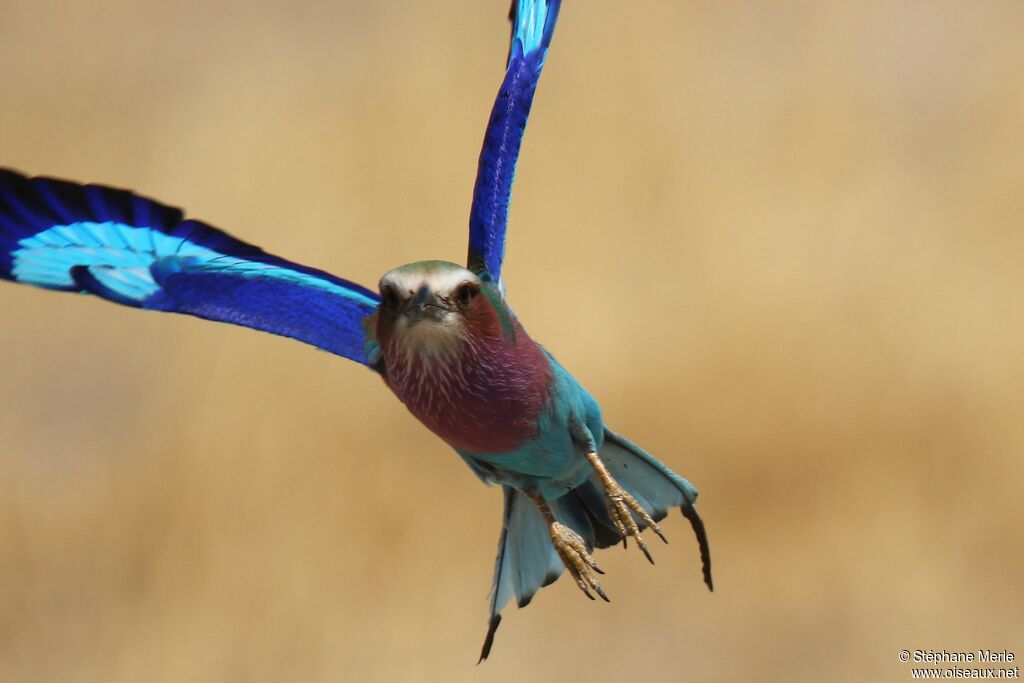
374 260 511 362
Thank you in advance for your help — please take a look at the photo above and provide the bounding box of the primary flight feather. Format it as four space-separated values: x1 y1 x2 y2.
0 0 711 661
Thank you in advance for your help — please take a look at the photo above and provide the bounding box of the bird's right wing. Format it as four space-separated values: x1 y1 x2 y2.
1 168 380 366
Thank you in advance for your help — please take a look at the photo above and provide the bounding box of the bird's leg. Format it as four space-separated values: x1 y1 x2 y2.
583 450 668 564
523 489 609 602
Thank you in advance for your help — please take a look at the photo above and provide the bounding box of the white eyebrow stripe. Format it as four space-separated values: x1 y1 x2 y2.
381 267 477 298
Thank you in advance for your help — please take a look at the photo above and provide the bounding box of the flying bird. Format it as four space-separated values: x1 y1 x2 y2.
0 0 712 660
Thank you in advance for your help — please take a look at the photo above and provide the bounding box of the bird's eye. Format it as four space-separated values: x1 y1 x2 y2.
380 284 399 308
455 282 480 307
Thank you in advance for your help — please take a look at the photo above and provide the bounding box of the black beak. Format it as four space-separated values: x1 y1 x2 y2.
405 284 448 322
410 284 430 308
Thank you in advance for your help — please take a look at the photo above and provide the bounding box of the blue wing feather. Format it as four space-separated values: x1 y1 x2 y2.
467 0 561 283
0 168 380 366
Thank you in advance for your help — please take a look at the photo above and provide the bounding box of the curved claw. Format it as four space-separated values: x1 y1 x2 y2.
607 490 654 564
550 522 610 602
585 451 668 563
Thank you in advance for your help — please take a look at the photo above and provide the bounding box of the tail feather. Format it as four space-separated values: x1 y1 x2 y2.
598 428 713 591
563 484 621 549
598 428 698 520
478 428 712 661
479 486 561 663
682 502 715 592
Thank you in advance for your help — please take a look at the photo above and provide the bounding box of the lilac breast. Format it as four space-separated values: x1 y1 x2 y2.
382 322 552 455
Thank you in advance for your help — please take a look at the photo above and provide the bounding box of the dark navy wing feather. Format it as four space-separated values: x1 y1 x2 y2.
0 168 380 365
467 0 561 283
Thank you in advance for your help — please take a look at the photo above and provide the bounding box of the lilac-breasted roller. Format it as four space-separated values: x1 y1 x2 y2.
0 0 712 660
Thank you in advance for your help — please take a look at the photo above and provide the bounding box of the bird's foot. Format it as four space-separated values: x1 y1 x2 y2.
549 521 609 602
524 488 610 602
584 451 667 564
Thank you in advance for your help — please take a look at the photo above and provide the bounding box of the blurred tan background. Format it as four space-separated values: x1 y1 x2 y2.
1 1 1022 681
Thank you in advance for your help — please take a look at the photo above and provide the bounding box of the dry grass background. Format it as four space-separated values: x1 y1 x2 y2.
1 1 1022 681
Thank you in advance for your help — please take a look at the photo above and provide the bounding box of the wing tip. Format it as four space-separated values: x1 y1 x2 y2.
511 0 562 59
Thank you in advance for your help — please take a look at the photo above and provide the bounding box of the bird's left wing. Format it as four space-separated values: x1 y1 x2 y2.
467 0 561 284
0 169 380 365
